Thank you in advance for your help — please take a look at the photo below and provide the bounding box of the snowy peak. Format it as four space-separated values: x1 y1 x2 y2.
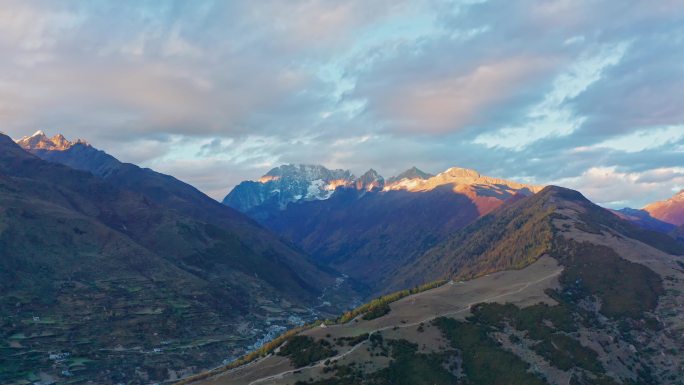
16 130 89 151
223 164 356 214
384 166 544 196
224 164 545 217
262 164 353 183
440 167 482 179
355 169 384 191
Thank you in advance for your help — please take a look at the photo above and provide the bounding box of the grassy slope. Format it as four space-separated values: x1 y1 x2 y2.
264 186 681 385
392 186 684 292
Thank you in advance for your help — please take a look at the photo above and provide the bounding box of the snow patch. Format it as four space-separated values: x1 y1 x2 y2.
306 179 325 199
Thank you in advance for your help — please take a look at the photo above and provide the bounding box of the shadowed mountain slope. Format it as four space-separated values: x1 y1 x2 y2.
613 207 676 233
17 131 332 292
266 187 484 289
226 164 543 292
1 134 337 384
673 223 684 242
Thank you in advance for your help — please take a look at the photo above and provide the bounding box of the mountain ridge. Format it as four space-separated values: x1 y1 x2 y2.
246 165 544 292
17 132 336 294
389 185 684 291
3 132 346 384
643 189 684 226
188 184 684 385
224 164 544 218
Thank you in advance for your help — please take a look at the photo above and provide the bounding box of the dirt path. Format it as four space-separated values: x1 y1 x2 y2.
247 269 562 385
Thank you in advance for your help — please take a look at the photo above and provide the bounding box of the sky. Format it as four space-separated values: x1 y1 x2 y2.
1 0 683 208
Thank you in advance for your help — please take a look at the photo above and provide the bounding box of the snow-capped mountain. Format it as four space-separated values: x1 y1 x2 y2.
17 130 120 176
224 164 544 219
223 164 356 216
16 130 88 151
384 166 542 193
355 169 385 191
225 164 545 287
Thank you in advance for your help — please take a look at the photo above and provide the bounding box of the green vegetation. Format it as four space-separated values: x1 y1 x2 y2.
277 336 337 368
370 339 456 385
470 302 576 336
337 279 446 323
435 317 548 385
570 373 623 385
416 186 560 284
362 303 390 320
533 334 601 372
471 302 602 373
553 239 664 319
335 333 369 347
296 338 456 385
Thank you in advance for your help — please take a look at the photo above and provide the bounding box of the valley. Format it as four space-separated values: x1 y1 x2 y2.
195 256 563 385
3 132 684 385
185 186 684 385
2 4 683 385
0 133 358 384
225 164 543 292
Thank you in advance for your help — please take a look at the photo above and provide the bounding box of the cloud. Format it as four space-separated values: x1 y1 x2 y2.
1 0 683 206
474 42 629 149
552 167 684 208
355 55 556 134
589 125 684 153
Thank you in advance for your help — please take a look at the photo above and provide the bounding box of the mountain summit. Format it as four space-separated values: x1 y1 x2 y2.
386 166 433 183
643 189 684 226
355 168 384 191
16 130 88 151
223 164 356 218
224 164 543 220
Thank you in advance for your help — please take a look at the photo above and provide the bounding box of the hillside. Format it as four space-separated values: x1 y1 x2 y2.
0 134 342 384
187 186 684 385
673 223 684 242
643 189 684 226
17 132 330 291
231 165 543 291
392 186 684 290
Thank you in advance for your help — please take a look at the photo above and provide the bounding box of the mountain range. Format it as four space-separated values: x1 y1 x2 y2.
224 164 544 291
192 185 684 385
5 130 684 385
3 132 356 384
